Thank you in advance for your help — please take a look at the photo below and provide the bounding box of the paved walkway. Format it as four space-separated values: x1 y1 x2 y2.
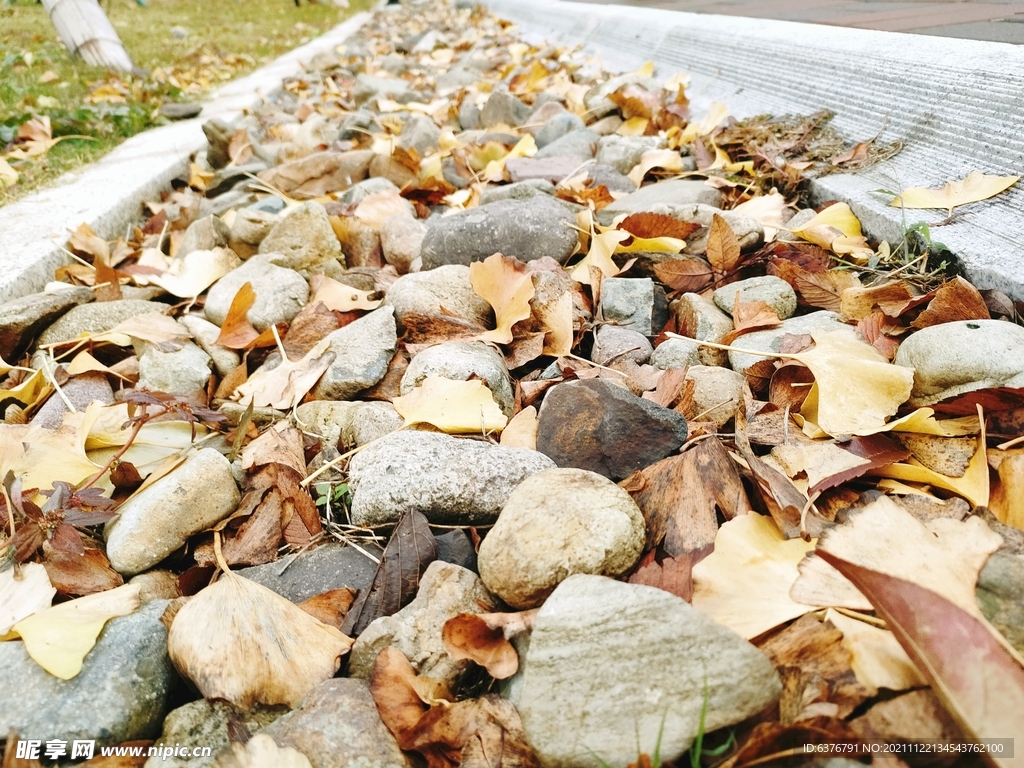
576 0 1024 42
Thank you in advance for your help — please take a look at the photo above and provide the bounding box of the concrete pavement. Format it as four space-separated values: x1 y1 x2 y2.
575 0 1024 42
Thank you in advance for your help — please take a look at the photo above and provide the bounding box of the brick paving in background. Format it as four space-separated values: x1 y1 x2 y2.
576 0 1024 42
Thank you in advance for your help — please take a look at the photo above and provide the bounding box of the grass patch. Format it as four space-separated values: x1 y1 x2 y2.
0 0 374 205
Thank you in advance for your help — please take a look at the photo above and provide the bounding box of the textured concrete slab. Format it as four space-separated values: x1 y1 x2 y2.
0 11 373 304
482 0 1024 299
910 19 1024 41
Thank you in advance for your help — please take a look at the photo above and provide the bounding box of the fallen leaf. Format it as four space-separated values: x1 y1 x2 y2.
791 203 872 261
791 328 914 437
393 375 508 434
0 158 18 189
617 212 700 241
167 539 351 709
214 282 264 349
43 546 124 597
95 312 190 351
354 188 412 228
718 716 864 768
838 281 916 322
771 442 870 494
151 247 240 298
652 258 712 292
296 588 356 630
816 552 1024 762
825 608 925 695
731 190 787 241
831 141 870 166
469 254 535 344
691 513 818 639
910 275 990 328
627 148 684 186
232 337 336 410
499 406 538 449
991 453 1024 531
569 228 630 284
722 297 782 344
627 550 698 602
791 269 862 313
441 610 537 679
0 563 55 636
341 510 437 637
705 213 742 277
309 274 382 312
890 171 1018 213
10 584 140 679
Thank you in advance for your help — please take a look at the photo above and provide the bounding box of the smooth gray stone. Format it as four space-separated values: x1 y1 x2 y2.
37 299 167 347
596 180 723 225
0 601 175 745
312 307 397 401
0 285 93 360
239 542 382 603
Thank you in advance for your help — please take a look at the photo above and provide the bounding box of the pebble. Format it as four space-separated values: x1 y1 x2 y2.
478 178 555 205
0 286 93 360
383 265 493 329
397 113 442 158
30 372 114 429
595 134 666 175
204 254 309 331
337 177 402 206
480 84 532 128
259 679 410 768
239 543 380 603
353 73 412 105
650 337 702 370
534 111 585 148
727 310 848 375
105 449 241 576
714 275 797 320
379 213 426 274
177 215 229 258
137 341 212 395
0 601 175 745
258 201 343 270
596 180 724 225
533 128 599 160
311 306 397 400
37 300 168 347
419 197 578 269
505 155 587 185
976 551 1024 656
685 365 746 428
478 469 645 609
599 277 665 336
257 150 374 199
892 319 1024 406
294 400 403 449
179 314 241 377
228 208 279 259
671 292 735 367
536 378 688 480
591 325 653 366
506 575 781 766
347 430 556 526
401 341 514 416
656 203 764 255
349 561 496 683
146 700 283 768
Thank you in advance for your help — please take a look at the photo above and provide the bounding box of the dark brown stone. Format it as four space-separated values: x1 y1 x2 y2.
536 378 688 480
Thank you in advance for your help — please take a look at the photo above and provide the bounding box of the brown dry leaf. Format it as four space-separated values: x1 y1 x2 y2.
831 141 870 166
297 588 356 630
43 547 123 597
718 716 864 768
824 608 926 695
309 274 382 312
617 213 701 241
407 695 539 768
855 310 900 360
652 258 712 293
469 254 535 344
10 584 140 679
705 213 742 276
215 282 262 349
793 328 914 437
627 550 698 602
369 646 433 744
839 281 915 322
232 337 335 410
281 302 340 359
167 540 351 709
499 406 538 450
555 180 616 211
896 433 976 477
0 562 55 636
68 222 109 263
341 510 437 637
770 442 870 494
393 375 507 434
691 513 818 639
722 296 782 344
910 275 990 328
441 610 537 679
641 367 690 409
794 270 862 313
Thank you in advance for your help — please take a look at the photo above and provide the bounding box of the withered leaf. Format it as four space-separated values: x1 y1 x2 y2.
215 282 261 350
618 212 701 241
297 588 356 630
42 546 123 597
652 258 712 293
722 296 782 344
911 275 990 328
441 610 537 679
341 510 437 637
794 269 862 313
627 548 698 602
706 213 742 276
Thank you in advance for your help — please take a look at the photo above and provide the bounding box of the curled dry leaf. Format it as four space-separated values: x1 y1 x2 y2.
910 275 990 329
790 203 873 262
232 337 336 410
309 274 382 312
393 375 507 434
627 148 685 186
824 608 925 695
215 282 262 349
469 254 535 344
9 583 140 679
441 609 538 679
0 562 55 636
732 189 788 241
151 247 240 298
95 312 191 351
691 513 819 639
167 538 352 709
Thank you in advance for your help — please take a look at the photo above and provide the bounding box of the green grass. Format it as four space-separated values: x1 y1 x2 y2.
0 0 374 204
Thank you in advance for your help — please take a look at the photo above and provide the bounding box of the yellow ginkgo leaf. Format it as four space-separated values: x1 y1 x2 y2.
732 189 787 241
825 609 925 695
871 407 979 437
627 148 684 186
0 158 18 189
635 61 655 77
393 375 508 434
67 350 133 381
679 101 729 143
616 117 649 137
791 202 872 260
614 233 686 254
309 274 382 312
11 584 141 679
499 405 538 450
891 171 1018 212
570 229 630 284
151 247 240 298
691 513 819 639
0 563 55 637
482 135 537 182
470 254 536 344
793 328 914 438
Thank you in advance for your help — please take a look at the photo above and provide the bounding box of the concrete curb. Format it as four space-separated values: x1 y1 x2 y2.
481 0 1024 299
0 10 374 304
